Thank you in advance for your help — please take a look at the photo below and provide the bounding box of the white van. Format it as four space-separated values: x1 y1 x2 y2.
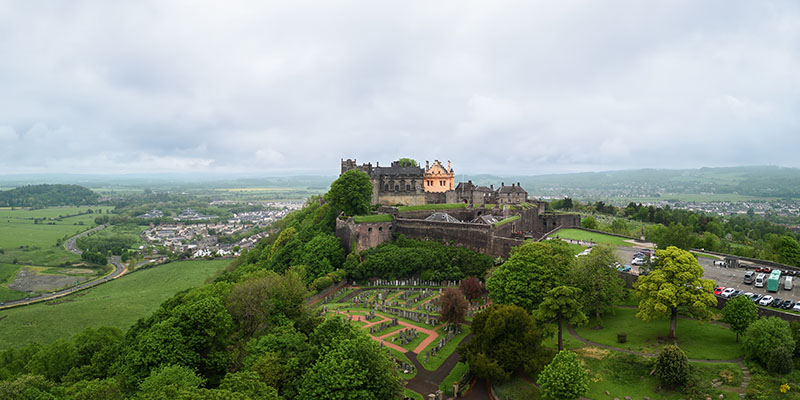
755 273 766 288
785 276 793 291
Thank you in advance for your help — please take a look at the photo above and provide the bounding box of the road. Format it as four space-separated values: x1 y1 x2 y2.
0 225 128 310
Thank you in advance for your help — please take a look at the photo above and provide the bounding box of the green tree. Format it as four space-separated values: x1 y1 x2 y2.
487 241 574 312
297 317 401 400
778 234 800 266
654 345 689 388
439 288 468 326
536 286 587 351
537 350 589 400
66 378 124 400
580 216 598 230
721 295 758 342
219 371 279 399
743 317 795 367
767 347 794 375
325 170 373 216
609 219 628 235
634 246 716 339
458 305 548 384
397 158 418 167
301 233 345 281
569 244 625 323
138 364 205 399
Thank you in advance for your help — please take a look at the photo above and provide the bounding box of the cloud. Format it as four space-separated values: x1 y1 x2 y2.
0 1 798 176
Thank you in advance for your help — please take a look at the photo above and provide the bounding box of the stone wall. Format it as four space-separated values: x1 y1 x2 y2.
394 218 493 255
335 218 395 254
376 193 426 206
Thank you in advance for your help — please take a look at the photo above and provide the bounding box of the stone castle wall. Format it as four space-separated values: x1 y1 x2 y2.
335 218 395 254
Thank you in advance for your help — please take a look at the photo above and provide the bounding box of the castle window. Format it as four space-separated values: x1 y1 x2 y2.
406 185 411 191
384 184 389 191
368 227 373 232
394 185 399 191
378 226 383 232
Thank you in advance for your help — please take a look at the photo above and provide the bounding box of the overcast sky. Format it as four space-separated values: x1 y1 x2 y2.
0 1 798 176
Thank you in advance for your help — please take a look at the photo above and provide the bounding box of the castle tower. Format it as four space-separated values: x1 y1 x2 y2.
424 160 455 193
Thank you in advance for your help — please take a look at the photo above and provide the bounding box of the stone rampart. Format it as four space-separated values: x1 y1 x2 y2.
394 218 493 255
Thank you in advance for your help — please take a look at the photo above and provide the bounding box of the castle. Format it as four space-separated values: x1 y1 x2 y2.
336 158 581 258
341 158 530 207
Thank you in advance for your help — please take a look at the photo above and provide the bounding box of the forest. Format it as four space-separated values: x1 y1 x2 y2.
0 184 99 207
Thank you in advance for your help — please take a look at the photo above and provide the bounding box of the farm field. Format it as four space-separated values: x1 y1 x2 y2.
551 228 638 247
0 259 230 349
0 206 114 266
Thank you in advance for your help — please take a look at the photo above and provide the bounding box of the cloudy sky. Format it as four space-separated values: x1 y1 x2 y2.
0 1 798 176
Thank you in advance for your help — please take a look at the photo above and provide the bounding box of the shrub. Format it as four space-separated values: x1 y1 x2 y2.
654 345 689 388
767 347 794 375
744 317 795 367
537 350 589 400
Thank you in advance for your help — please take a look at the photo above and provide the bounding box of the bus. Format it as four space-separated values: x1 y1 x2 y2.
767 270 782 292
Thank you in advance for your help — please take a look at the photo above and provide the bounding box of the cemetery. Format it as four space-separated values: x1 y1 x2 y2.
316 281 484 399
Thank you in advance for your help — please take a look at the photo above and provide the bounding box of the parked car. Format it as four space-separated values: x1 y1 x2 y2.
763 267 772 273
742 292 754 299
759 295 774 306
751 293 763 303
793 301 800 312
631 258 644 266
782 300 794 309
617 264 631 272
731 290 744 298
720 288 736 298
714 287 726 295
771 297 784 307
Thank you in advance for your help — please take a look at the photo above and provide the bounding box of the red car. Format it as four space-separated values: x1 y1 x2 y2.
755 267 763 272
714 287 726 295
763 267 772 273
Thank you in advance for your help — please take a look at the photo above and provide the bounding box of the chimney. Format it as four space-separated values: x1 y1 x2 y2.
490 184 494 190
517 182 521 187
426 160 430 169
501 182 504 187
469 180 472 184
512 183 515 188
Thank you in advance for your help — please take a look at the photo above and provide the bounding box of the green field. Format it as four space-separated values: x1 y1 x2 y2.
573 307 744 360
0 259 230 349
0 206 114 266
550 228 638 247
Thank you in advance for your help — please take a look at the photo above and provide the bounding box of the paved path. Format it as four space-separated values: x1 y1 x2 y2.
0 225 128 310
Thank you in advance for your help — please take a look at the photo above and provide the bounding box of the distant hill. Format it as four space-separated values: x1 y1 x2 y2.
461 166 800 200
0 184 100 207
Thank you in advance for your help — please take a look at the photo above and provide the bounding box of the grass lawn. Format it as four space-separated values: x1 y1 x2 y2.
542 331 584 351
494 215 520 226
402 388 424 400
397 203 467 212
417 325 471 371
0 259 230 350
390 329 428 352
579 349 742 399
492 376 541 399
573 307 744 360
440 361 469 396
386 347 416 380
371 323 404 337
353 214 394 223
692 251 721 260
551 228 637 247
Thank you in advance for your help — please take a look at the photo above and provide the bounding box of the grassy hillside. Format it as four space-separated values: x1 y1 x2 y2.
0 259 230 350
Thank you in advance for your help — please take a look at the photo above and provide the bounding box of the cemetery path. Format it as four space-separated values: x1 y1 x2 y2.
405 333 475 398
330 309 440 354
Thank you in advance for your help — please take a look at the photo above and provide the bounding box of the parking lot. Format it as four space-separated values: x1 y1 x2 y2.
615 246 800 303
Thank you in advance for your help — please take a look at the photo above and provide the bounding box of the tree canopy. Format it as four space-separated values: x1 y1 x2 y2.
536 286 587 351
743 317 795 368
486 240 574 312
458 304 548 384
325 170 373 216
569 244 625 323
537 350 588 400
634 246 716 339
0 184 99 207
721 294 758 342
